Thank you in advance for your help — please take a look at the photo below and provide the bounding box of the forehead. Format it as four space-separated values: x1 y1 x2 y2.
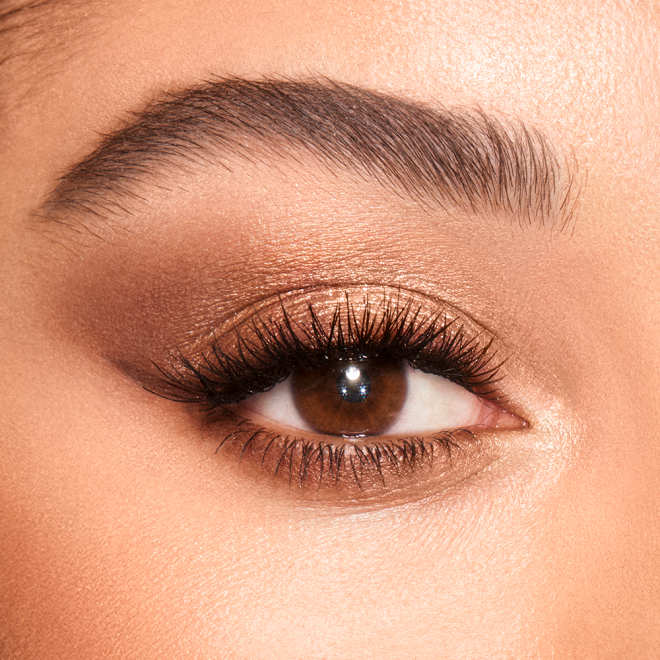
2 0 656 120
1 0 659 238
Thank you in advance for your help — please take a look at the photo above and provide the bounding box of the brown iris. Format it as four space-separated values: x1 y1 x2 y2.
291 358 407 436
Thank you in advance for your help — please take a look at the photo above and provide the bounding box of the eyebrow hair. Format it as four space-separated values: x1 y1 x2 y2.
38 77 579 235
0 0 56 38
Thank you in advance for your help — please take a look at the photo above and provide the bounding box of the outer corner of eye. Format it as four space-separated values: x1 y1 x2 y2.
476 397 528 431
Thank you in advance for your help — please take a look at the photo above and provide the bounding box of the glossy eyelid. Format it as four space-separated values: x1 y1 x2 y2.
149 287 509 415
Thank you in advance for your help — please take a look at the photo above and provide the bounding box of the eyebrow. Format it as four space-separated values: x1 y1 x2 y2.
37 77 579 234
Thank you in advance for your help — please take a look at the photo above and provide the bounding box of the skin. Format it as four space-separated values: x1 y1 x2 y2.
1 0 660 658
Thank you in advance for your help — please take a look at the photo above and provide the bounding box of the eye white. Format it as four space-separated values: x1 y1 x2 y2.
241 362 490 436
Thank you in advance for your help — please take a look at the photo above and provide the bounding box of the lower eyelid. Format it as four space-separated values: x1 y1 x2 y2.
202 411 499 502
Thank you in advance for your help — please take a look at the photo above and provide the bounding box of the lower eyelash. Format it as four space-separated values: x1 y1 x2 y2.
208 413 474 493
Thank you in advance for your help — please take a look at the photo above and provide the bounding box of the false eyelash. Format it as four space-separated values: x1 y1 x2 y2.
151 294 505 410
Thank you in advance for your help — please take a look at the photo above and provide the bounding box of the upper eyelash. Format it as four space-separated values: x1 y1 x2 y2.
150 294 505 409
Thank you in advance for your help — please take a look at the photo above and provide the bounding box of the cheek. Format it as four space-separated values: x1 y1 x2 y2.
0 331 553 658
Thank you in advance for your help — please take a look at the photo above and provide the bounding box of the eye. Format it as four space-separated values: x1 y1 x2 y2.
241 357 519 437
148 286 528 499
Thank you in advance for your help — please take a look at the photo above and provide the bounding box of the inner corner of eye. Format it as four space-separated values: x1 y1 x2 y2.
236 358 522 438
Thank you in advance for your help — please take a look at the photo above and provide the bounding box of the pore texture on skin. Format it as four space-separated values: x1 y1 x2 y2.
0 0 659 658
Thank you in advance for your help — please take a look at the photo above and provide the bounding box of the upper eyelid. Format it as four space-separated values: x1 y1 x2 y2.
177 283 502 350
148 286 507 407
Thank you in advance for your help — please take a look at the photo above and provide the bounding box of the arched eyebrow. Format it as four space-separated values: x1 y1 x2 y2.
37 77 579 234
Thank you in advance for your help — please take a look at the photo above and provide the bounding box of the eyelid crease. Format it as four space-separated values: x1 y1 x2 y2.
161 283 502 356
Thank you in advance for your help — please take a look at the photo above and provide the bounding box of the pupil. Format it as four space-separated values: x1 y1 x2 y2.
337 364 371 403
